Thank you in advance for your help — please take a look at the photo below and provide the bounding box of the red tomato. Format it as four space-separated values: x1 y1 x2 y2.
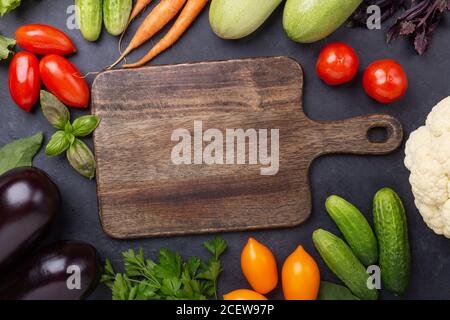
16 24 76 56
363 59 408 104
8 52 41 112
39 55 90 108
316 42 359 86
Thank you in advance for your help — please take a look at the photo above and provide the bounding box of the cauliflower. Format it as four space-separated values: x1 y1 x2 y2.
405 96 450 238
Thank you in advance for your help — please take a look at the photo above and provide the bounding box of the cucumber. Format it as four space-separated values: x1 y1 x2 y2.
373 188 410 294
313 229 378 300
283 0 363 43
75 0 103 42
325 195 378 266
103 0 132 36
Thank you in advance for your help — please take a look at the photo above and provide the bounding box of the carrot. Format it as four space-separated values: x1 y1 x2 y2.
118 0 153 53
124 0 208 68
129 0 153 22
109 0 187 69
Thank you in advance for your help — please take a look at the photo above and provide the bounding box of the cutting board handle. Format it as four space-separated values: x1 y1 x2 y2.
316 114 403 156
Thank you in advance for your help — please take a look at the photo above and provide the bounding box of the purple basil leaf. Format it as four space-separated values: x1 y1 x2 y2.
414 32 429 55
399 21 416 34
387 0 449 54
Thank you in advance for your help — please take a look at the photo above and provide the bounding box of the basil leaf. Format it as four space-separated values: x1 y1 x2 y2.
40 91 70 130
0 132 43 175
67 132 75 145
66 139 96 179
0 35 15 60
45 131 71 157
0 0 21 16
318 281 360 300
64 121 73 134
72 115 100 137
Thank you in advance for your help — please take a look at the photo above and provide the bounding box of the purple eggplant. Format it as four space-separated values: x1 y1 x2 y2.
0 241 101 300
0 167 60 272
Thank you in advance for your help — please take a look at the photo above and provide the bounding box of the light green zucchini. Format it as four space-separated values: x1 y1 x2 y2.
209 0 283 40
283 0 363 43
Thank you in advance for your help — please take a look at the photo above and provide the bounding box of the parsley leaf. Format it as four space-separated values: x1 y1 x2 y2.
153 248 182 280
100 259 116 289
204 237 228 260
197 237 228 299
111 274 132 300
186 256 201 278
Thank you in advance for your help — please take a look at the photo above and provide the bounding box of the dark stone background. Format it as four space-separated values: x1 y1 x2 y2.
0 0 449 300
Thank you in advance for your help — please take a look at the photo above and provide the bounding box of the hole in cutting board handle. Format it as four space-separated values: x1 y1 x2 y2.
367 125 390 143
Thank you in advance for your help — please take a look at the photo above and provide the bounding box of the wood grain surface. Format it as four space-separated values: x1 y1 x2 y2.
92 57 403 239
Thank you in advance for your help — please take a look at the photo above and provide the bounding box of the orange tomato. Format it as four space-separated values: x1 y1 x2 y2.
223 289 268 300
241 238 278 294
282 245 320 300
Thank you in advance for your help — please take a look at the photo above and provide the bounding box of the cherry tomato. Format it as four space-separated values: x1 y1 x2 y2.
8 52 41 112
223 289 267 300
39 55 90 108
316 42 359 86
16 24 76 56
363 59 408 104
282 245 320 300
241 238 278 294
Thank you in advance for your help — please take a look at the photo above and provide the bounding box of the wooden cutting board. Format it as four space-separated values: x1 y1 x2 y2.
92 56 403 239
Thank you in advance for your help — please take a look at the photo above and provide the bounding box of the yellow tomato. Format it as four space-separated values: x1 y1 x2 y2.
223 289 268 300
282 245 320 300
241 237 278 294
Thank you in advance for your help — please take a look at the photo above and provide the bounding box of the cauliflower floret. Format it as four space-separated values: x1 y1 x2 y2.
405 96 450 238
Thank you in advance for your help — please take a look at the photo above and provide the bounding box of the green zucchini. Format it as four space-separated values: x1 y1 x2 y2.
313 229 378 300
325 195 378 266
373 188 410 294
283 0 363 43
103 0 132 36
75 0 103 42
210 0 283 39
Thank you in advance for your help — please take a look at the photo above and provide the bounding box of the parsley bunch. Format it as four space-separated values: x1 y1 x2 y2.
101 237 228 300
